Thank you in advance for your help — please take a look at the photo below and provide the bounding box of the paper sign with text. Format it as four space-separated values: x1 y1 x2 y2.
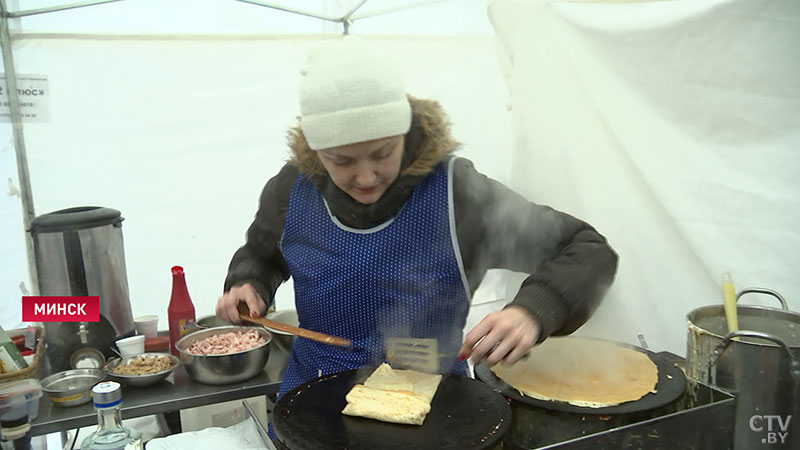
0 74 50 122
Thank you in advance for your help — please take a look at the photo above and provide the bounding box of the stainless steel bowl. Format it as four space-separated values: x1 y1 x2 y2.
176 326 271 385
70 347 106 369
103 352 180 387
196 314 266 331
40 368 105 407
265 309 298 353
195 314 232 329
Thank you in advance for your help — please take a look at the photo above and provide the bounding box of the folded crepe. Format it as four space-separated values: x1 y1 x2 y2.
341 384 431 425
341 363 442 425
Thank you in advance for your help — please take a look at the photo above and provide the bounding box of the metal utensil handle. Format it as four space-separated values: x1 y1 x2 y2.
637 333 649 350
736 288 788 310
710 330 800 383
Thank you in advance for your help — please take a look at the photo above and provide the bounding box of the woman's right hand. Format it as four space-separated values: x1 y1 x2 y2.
216 284 267 324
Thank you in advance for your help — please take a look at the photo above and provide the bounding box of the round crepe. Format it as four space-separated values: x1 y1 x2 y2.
490 337 658 408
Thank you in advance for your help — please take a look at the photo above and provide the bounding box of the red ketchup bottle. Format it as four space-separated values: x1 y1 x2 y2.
168 265 196 356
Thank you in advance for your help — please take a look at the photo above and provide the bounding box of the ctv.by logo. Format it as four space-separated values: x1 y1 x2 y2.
750 415 792 445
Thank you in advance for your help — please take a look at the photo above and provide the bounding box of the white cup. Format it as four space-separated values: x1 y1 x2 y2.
134 315 159 339
116 335 145 357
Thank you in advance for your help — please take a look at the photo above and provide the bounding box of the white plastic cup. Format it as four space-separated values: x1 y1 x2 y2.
134 315 159 339
116 335 145 357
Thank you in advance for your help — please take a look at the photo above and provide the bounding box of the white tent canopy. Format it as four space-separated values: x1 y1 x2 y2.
1 0 797 357
0 0 514 331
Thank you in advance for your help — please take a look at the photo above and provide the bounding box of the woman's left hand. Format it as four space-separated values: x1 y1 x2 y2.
458 305 541 366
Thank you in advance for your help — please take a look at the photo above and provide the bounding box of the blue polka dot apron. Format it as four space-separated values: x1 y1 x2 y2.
278 156 470 398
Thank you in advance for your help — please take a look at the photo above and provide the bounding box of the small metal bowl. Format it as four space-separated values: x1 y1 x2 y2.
176 326 271 385
70 347 106 369
196 314 232 329
103 352 180 387
265 309 298 353
40 368 105 407
196 314 265 331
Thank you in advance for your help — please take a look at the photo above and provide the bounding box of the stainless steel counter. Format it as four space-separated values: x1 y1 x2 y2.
31 345 289 436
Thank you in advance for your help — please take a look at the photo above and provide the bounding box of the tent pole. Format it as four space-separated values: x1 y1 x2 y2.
0 0 39 295
351 0 453 20
6 0 124 19
232 0 341 22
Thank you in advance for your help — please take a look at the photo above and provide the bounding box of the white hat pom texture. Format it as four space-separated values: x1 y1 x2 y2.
300 37 412 150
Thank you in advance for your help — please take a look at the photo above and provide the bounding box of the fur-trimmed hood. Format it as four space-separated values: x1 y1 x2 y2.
287 96 458 177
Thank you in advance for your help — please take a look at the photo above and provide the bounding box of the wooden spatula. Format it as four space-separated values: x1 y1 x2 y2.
238 312 351 347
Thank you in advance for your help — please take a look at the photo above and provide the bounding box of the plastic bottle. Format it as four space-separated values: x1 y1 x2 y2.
0 413 31 450
80 382 142 450
167 265 196 356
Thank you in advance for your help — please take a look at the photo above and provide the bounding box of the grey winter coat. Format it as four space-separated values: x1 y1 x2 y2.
224 96 618 342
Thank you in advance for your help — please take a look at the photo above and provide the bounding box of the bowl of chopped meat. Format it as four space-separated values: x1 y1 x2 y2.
103 353 180 387
175 326 272 385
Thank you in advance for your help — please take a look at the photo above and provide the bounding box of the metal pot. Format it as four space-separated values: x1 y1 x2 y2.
30 207 135 373
687 288 800 449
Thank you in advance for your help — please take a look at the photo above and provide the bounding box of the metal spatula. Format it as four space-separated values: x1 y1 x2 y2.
385 337 440 374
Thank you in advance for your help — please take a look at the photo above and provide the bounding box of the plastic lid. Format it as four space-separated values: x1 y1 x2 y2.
91 382 122 408
30 206 123 233
0 379 42 407
0 417 30 440
0 413 28 428
0 422 31 440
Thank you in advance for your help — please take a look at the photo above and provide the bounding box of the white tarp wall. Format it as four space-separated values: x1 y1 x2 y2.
1 1 514 330
489 0 800 354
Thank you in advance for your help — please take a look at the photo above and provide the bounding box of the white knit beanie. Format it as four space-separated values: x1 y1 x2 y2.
299 37 412 150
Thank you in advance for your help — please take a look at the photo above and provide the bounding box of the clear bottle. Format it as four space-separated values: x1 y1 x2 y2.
80 382 142 450
168 265 196 356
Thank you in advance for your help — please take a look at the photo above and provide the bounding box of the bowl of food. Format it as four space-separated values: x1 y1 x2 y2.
265 309 299 353
40 368 105 407
103 353 180 387
176 326 271 385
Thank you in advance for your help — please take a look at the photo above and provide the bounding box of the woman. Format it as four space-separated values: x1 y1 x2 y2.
216 37 618 399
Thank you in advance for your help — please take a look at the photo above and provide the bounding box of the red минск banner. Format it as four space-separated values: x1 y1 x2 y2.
22 296 100 322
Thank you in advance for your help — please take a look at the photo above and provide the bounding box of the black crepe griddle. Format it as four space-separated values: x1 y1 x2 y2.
474 343 687 415
273 368 512 450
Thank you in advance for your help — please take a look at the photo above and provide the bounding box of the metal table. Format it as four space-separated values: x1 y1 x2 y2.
31 345 289 436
